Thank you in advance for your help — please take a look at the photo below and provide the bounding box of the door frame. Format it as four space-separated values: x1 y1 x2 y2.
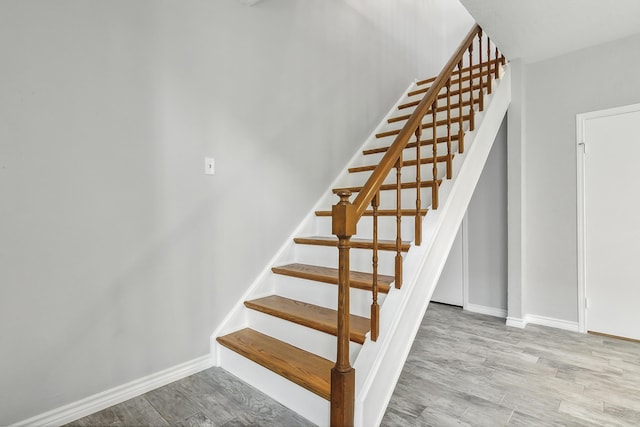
461 213 470 310
576 102 640 334
430 213 469 308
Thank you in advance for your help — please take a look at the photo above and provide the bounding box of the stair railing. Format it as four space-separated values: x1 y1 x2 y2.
330 24 504 426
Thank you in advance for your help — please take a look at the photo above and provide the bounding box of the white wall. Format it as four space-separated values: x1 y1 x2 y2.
431 227 464 305
522 33 640 322
0 0 474 423
468 116 508 311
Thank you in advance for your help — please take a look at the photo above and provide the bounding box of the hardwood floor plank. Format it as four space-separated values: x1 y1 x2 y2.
169 372 238 424
506 410 559 427
604 403 640 425
500 390 562 423
174 412 215 427
417 408 475 427
582 382 640 413
460 401 514 427
115 397 171 427
144 385 201 424
557 400 616 426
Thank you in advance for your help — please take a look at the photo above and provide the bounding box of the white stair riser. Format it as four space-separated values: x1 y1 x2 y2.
318 188 436 216
247 310 363 362
349 143 460 169
314 216 416 242
370 124 468 148
273 274 386 319
338 149 458 176
369 188 437 212
218 346 329 427
344 165 449 186
293 244 400 277
379 107 475 133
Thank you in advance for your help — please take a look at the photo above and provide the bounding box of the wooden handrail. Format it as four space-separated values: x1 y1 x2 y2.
329 23 504 426
351 24 482 220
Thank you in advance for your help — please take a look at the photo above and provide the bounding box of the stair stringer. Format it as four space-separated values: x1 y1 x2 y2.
353 66 511 427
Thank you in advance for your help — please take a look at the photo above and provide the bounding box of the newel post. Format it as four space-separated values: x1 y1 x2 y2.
331 190 356 427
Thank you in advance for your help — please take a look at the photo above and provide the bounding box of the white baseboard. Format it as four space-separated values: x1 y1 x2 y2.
465 303 507 319
525 314 580 332
506 314 580 332
13 354 215 427
506 316 527 329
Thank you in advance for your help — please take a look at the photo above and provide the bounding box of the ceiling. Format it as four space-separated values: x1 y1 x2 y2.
459 0 640 63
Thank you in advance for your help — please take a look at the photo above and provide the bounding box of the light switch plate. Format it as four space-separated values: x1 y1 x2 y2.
205 157 215 175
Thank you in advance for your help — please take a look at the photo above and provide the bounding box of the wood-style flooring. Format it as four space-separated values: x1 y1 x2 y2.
381 303 640 426
64 367 314 427
67 303 640 426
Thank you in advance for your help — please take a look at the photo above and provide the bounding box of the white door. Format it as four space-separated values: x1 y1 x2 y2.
431 220 465 306
578 104 640 341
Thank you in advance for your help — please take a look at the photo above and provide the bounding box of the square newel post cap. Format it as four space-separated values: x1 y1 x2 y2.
332 191 357 237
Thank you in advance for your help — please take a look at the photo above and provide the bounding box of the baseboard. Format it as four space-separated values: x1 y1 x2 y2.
465 303 507 319
506 316 527 329
525 314 580 332
13 354 215 427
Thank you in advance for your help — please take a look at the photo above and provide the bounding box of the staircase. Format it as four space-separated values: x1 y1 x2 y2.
214 25 510 427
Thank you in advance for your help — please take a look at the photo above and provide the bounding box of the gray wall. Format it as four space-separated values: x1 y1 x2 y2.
0 0 473 423
468 116 508 310
432 115 508 312
522 33 640 322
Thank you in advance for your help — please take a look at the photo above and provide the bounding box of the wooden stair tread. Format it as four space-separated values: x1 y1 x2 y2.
272 263 393 293
315 209 427 217
294 236 410 252
349 155 451 173
216 328 332 400
363 134 460 156
245 295 370 344
333 179 441 194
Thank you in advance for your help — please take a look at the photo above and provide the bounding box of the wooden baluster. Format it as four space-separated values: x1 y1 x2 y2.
414 125 422 246
495 46 500 79
468 43 475 132
487 36 493 94
331 190 355 427
431 100 439 210
478 31 485 111
446 78 453 179
395 154 403 288
458 59 465 153
501 52 506 66
370 192 379 341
